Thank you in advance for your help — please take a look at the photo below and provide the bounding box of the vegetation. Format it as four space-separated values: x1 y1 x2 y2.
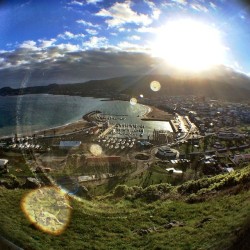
0 164 250 249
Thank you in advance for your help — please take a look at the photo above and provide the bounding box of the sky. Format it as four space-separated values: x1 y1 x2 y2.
0 0 250 88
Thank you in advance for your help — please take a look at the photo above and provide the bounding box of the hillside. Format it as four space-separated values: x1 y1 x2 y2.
1 70 250 101
0 165 250 250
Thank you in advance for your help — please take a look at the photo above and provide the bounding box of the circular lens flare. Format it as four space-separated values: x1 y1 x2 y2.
89 144 102 156
150 81 161 92
21 187 72 235
130 98 137 105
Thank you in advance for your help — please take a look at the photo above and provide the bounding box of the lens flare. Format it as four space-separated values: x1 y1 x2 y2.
21 187 72 235
130 97 137 105
140 94 144 98
89 144 102 156
150 81 161 92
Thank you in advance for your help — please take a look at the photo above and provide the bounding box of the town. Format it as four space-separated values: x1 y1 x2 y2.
0 95 250 196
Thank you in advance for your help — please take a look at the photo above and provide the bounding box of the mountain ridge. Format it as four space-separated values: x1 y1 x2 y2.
1 72 250 102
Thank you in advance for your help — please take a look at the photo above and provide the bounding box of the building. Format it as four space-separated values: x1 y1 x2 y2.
153 129 170 144
156 146 177 160
166 167 183 174
233 154 250 164
59 141 81 149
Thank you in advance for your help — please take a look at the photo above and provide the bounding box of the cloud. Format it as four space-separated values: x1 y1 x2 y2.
69 1 84 6
19 40 39 50
191 3 209 12
83 36 108 48
38 39 57 48
144 0 161 20
96 0 152 27
76 19 100 28
209 2 217 10
57 43 81 52
171 0 187 5
137 26 157 33
117 41 150 52
86 29 98 35
86 0 103 4
128 35 141 41
58 31 85 39
0 49 161 88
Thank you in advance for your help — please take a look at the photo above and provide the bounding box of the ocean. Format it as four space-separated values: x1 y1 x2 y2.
0 94 172 138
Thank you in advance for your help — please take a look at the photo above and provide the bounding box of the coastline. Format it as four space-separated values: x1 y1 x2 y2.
141 105 173 121
0 119 91 140
0 99 173 140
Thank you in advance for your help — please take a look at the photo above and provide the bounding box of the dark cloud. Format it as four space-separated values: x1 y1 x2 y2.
0 48 165 88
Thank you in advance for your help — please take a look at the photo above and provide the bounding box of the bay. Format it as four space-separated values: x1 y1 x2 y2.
0 94 172 138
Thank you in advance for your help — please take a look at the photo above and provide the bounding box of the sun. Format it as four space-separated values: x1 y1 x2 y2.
151 19 225 72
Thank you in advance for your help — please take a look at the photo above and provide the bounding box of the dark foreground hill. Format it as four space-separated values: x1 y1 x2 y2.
1 71 250 102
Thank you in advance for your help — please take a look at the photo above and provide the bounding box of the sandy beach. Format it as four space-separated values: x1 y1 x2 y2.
142 105 173 121
35 119 91 137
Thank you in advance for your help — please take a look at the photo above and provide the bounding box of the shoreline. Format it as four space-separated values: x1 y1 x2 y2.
0 118 91 140
0 100 173 140
141 105 173 121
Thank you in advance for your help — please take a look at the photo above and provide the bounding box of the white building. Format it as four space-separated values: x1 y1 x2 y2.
59 141 81 149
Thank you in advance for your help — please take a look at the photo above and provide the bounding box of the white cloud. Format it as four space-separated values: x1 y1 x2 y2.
137 26 157 33
191 3 209 12
76 19 100 28
171 0 187 5
209 2 217 10
83 36 108 48
69 1 84 6
128 35 141 41
38 39 56 48
57 43 81 52
144 0 161 20
117 41 150 53
118 27 131 32
86 0 103 4
152 9 161 20
86 29 98 35
58 31 85 39
232 61 243 72
96 0 152 27
19 40 39 50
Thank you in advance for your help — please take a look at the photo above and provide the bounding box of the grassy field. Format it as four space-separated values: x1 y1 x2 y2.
1 165 250 250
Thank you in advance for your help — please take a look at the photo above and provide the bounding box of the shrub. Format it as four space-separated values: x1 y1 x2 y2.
113 185 131 197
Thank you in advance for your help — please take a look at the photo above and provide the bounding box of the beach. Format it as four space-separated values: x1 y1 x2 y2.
35 119 91 137
142 105 173 121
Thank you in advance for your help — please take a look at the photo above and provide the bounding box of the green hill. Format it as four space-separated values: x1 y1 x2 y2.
0 165 250 250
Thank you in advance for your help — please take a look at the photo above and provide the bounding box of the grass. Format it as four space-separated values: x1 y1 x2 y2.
1 165 250 249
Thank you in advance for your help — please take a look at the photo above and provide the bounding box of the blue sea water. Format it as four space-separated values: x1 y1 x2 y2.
0 94 172 138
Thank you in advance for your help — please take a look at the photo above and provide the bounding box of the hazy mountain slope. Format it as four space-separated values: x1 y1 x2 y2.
1 71 250 101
